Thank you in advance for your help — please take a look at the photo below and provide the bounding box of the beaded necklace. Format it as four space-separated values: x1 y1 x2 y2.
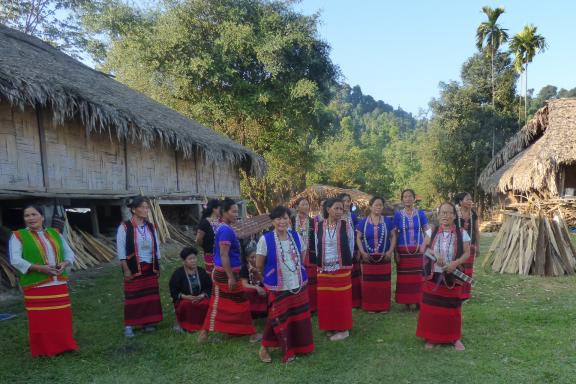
295 215 310 243
362 216 388 262
401 208 422 255
185 267 201 295
274 230 303 294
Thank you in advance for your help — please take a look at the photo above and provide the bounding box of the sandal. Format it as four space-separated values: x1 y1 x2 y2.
453 340 465 351
249 333 263 343
424 342 434 349
259 347 272 363
329 331 350 341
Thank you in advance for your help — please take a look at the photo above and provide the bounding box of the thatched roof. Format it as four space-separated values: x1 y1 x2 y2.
232 214 273 239
288 184 394 215
0 24 265 177
478 98 576 195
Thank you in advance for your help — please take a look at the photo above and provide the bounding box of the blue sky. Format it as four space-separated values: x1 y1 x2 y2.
295 0 576 115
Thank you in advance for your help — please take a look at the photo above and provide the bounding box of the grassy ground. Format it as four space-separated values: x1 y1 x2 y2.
1 235 575 384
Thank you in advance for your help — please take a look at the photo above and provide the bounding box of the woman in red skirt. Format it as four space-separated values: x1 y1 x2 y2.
416 202 471 351
339 193 361 308
169 247 212 332
315 198 353 341
201 198 258 342
9 205 78 357
454 192 480 300
356 196 396 313
117 197 163 338
393 189 429 311
256 206 314 363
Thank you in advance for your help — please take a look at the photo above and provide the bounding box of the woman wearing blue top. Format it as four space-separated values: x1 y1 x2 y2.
393 189 429 311
356 196 396 312
200 198 257 342
256 206 314 363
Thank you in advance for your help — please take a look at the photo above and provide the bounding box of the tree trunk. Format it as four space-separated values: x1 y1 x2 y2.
524 62 528 120
491 39 495 107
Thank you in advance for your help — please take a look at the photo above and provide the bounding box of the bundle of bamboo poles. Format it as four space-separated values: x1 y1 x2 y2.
483 211 576 276
1 226 18 288
147 199 171 243
63 212 116 271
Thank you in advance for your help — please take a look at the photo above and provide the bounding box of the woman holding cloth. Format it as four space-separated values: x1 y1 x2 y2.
256 206 314 363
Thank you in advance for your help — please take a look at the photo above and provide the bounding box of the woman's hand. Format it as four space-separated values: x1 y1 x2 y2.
36 265 58 275
444 260 460 274
256 286 266 297
123 269 133 281
384 250 393 261
228 275 238 290
55 261 70 275
436 257 446 267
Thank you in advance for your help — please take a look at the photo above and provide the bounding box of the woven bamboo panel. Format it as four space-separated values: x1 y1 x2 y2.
0 103 43 188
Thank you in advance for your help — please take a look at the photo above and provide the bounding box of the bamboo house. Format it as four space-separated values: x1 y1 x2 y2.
0 24 266 285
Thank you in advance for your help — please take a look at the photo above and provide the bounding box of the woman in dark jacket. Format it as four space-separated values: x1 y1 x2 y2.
169 247 212 333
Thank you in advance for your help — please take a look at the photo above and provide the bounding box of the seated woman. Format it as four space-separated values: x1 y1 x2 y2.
241 242 268 319
169 247 212 333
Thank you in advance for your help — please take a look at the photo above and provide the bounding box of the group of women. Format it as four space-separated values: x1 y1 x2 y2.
8 189 480 361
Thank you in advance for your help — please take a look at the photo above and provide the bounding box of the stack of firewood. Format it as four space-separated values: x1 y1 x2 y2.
483 211 576 276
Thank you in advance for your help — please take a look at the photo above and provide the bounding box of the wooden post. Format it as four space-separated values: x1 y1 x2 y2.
175 150 181 192
123 137 129 191
36 106 50 190
90 204 100 236
121 200 132 222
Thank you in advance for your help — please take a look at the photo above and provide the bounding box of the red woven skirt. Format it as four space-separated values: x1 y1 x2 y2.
245 288 268 319
203 268 256 335
416 278 463 344
460 244 476 300
174 298 210 332
395 245 424 305
317 270 353 331
203 252 214 274
361 256 392 312
24 284 78 357
124 263 163 327
262 287 314 362
351 254 362 308
305 264 317 313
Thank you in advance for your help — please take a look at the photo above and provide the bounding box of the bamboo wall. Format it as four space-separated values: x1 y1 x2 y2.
0 102 241 198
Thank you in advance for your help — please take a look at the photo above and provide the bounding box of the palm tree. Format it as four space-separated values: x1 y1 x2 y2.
476 6 508 107
509 25 548 121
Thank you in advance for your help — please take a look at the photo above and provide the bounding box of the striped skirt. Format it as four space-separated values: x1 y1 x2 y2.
124 263 163 327
245 288 268 319
317 270 353 331
203 252 214 274
203 268 256 335
416 277 463 343
305 264 318 313
23 284 78 357
262 288 314 362
361 256 392 312
395 245 424 305
174 298 210 332
351 254 362 308
460 244 476 300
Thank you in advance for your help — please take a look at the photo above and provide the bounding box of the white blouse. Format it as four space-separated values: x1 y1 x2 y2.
433 230 471 273
256 234 302 291
9 229 75 288
116 222 161 263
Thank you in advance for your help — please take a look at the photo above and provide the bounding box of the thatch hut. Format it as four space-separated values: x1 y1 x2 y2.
478 98 576 201
0 24 265 232
478 99 576 276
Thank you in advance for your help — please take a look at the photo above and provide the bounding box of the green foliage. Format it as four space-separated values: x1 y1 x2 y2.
77 0 338 212
0 0 89 57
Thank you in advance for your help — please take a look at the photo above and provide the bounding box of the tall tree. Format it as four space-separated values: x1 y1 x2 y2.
78 0 338 212
476 6 508 156
476 6 508 107
509 24 547 121
0 0 88 57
